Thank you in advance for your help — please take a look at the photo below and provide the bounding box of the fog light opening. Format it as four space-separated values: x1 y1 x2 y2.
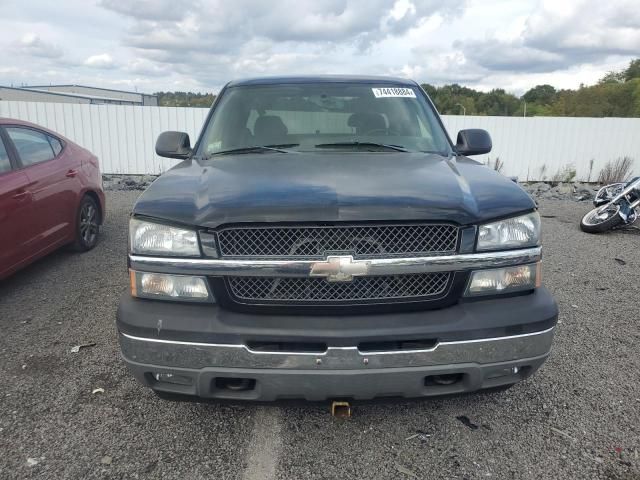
425 373 464 387
214 377 256 392
486 365 532 380
153 372 193 386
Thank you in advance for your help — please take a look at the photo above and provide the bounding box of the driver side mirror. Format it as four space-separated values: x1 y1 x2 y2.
156 131 192 159
455 129 492 156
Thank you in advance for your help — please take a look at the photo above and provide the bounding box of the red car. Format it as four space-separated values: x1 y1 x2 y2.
0 118 105 280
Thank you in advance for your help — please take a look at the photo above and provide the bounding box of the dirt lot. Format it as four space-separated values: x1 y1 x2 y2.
1 191 639 480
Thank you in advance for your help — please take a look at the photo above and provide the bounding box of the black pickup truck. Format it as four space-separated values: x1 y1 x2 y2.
117 75 557 402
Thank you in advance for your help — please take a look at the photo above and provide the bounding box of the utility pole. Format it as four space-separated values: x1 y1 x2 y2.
455 103 466 116
523 101 527 117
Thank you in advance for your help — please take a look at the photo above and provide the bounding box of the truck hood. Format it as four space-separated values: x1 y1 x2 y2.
133 152 535 228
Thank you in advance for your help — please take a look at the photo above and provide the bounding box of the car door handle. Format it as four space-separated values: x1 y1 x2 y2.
12 190 29 200
66 169 79 178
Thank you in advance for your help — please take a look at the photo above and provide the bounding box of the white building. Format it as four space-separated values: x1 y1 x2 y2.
0 84 158 106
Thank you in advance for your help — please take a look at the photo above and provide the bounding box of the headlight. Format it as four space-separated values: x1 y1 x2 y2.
130 218 200 256
465 263 540 296
477 212 540 251
130 270 213 302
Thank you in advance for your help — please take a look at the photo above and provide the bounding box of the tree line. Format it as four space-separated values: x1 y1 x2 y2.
155 59 640 117
154 91 216 107
422 59 640 117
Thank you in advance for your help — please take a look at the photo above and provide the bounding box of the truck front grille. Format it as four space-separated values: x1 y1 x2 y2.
226 273 451 303
217 223 458 259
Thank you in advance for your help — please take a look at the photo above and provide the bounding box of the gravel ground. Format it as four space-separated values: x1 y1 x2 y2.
0 192 639 480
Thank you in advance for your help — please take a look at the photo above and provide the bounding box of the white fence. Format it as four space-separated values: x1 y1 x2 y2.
1 100 639 181
0 101 208 176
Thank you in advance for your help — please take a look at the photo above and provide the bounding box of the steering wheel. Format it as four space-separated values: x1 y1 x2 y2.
362 128 400 136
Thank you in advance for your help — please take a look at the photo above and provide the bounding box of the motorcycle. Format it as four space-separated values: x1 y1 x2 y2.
580 177 640 233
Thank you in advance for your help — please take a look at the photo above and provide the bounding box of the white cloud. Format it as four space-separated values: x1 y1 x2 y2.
18 33 63 58
98 0 196 21
84 53 116 69
125 58 169 77
0 0 637 93
459 0 640 74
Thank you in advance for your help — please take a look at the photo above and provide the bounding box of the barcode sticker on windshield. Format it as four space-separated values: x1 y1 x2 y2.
372 87 416 98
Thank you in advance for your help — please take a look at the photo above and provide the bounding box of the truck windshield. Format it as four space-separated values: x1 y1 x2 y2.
197 83 453 156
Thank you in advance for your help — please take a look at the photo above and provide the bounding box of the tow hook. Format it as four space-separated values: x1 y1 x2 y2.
331 401 352 418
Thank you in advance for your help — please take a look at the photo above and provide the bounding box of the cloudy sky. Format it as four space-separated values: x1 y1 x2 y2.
0 0 638 95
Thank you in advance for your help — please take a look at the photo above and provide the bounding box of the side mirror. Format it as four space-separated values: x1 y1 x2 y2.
455 129 492 156
156 131 192 159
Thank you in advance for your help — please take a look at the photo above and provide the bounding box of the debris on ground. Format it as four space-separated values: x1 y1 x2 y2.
614 258 627 265
26 458 40 467
395 463 418 478
456 416 479 430
101 456 112 465
579 450 604 464
92 388 105 394
521 182 599 202
102 174 157 191
406 430 432 442
550 427 577 442
70 342 96 353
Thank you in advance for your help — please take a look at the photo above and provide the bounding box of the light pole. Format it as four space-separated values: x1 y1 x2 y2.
455 103 466 116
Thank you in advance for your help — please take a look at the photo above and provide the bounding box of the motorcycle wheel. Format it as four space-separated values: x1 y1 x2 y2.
580 203 624 233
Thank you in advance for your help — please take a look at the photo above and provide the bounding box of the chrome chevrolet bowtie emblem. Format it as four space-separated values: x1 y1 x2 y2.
309 255 368 282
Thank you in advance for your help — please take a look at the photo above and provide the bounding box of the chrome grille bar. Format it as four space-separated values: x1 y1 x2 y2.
129 247 541 277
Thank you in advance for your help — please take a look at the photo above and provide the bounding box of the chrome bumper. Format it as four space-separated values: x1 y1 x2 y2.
119 327 554 371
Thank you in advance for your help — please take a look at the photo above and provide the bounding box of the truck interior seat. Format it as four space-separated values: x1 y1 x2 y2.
254 115 288 145
348 112 387 135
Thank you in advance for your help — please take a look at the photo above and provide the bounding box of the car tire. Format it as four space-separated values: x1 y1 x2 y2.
71 195 100 252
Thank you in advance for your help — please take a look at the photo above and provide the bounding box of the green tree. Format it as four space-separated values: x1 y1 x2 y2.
476 89 520 116
631 78 640 116
152 58 640 117
599 71 625 84
624 59 640 81
522 84 557 104
155 91 217 107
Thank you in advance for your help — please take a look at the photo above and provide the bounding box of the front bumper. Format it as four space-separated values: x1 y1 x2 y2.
120 330 552 401
123 354 550 401
117 288 557 401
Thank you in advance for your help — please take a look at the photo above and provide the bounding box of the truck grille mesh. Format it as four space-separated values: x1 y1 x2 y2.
227 273 450 303
217 224 458 258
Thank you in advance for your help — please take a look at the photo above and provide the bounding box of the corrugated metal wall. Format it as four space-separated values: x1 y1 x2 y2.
1 100 638 180
0 102 209 175
441 115 639 181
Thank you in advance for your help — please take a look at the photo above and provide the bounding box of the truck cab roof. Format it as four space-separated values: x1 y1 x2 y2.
226 75 418 88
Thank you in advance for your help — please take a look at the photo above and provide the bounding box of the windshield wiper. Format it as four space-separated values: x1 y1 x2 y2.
212 144 300 156
314 142 408 152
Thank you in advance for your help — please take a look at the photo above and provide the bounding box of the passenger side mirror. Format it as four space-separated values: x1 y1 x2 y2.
455 129 492 156
156 131 192 159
